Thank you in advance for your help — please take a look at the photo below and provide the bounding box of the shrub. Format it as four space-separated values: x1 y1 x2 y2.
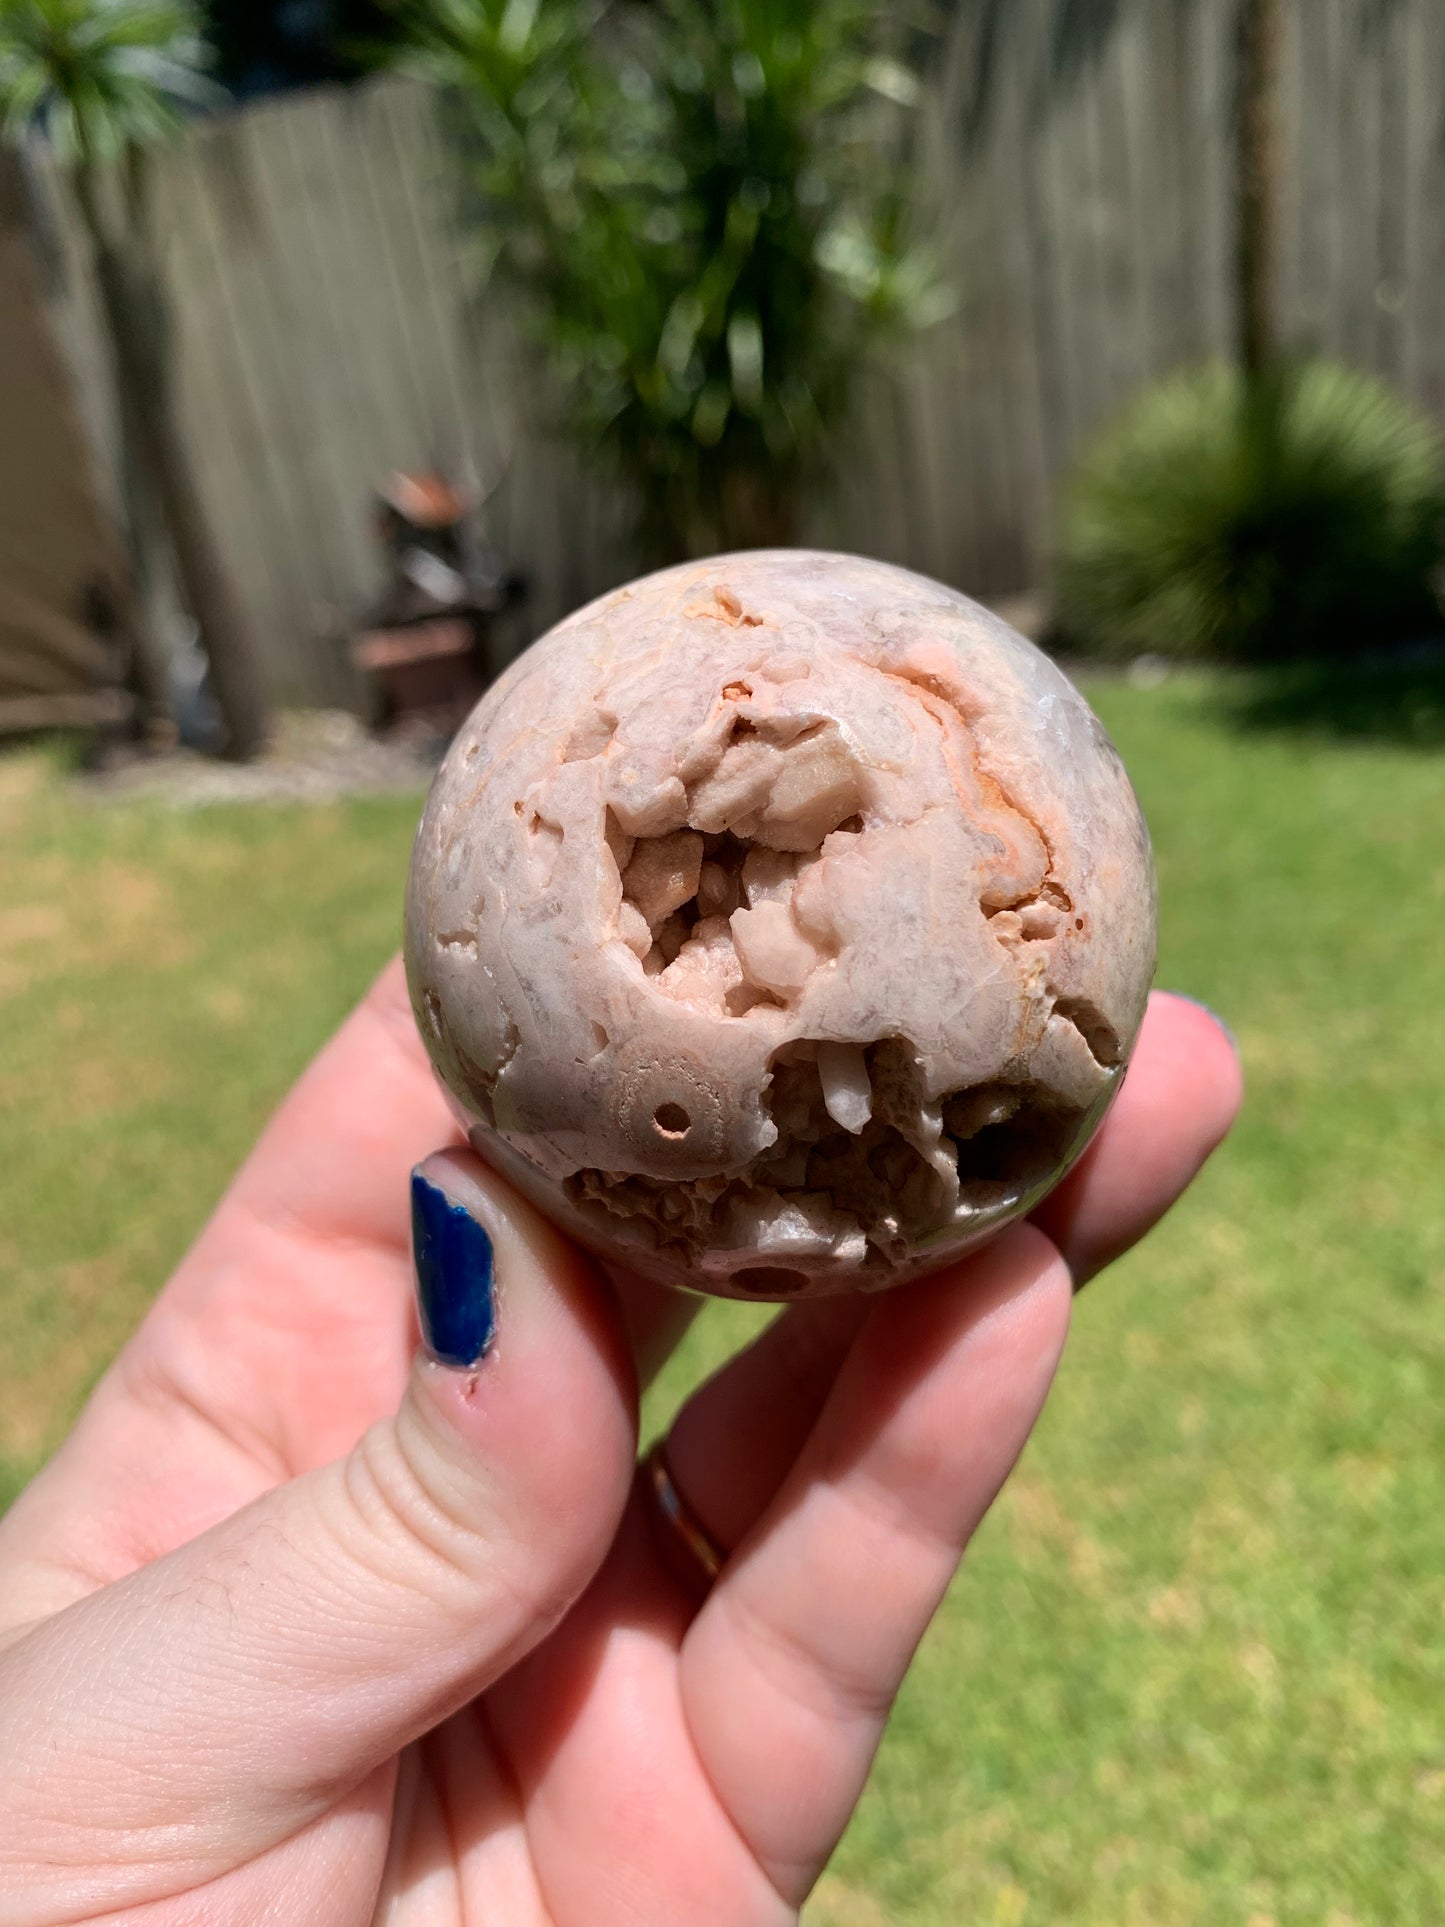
1054 360 1445 662
391 0 947 560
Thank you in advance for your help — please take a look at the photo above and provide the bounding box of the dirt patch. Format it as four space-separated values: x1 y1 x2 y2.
80 710 444 810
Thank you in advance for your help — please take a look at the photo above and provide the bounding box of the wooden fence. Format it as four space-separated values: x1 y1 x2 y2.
21 0 1445 705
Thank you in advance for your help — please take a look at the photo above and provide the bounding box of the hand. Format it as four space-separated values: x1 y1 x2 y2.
0 963 1239 1926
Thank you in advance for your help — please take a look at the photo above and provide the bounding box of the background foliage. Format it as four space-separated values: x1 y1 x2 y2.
0 0 216 158
392 0 948 558
1055 359 1445 663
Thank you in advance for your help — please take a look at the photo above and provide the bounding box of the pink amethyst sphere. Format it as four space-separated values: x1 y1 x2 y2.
405 551 1157 1301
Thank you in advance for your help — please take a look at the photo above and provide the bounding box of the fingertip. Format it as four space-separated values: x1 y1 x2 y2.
410 1146 639 1419
1150 990 1245 1145
410 1162 499 1370
412 1145 579 1285
403 1147 640 1596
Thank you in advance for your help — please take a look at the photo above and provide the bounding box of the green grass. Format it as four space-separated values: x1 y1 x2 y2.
0 749 425 1505
2 683 1443 1924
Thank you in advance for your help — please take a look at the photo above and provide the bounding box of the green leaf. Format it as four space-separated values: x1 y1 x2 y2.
388 0 944 554
0 0 217 157
864 55 919 106
691 378 731 447
498 0 541 58
726 308 764 414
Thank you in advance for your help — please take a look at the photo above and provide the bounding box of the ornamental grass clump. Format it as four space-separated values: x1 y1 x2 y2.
1055 360 1445 663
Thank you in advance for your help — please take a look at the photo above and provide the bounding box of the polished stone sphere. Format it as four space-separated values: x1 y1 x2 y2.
405 551 1157 1300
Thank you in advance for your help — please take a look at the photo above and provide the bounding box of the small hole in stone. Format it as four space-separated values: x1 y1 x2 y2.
1075 917 1085 931
731 1266 811 1298
513 799 524 816
590 1021 610 1054
653 1102 692 1137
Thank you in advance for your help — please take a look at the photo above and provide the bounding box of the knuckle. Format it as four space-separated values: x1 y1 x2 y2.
337 1413 497 1602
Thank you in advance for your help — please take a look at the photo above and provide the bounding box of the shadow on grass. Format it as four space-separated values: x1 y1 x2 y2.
1218 645 1445 749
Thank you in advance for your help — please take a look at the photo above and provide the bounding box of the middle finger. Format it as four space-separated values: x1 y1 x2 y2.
654 991 1237 1569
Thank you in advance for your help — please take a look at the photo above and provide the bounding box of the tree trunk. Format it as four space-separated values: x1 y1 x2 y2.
74 161 270 760
716 464 799 556
113 370 183 738
1234 0 1282 379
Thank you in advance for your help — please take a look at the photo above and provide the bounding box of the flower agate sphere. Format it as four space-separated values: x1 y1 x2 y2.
405 551 1157 1301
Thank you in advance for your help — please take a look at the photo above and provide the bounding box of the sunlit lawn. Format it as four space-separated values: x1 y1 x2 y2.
2 676 1442 1924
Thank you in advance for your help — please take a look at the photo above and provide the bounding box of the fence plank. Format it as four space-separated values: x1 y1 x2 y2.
1371 0 1409 383
27 13 1445 709
1402 0 1445 419
158 130 299 683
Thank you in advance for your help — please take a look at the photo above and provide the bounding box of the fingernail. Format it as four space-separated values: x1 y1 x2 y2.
1167 993 1238 1055
411 1169 497 1369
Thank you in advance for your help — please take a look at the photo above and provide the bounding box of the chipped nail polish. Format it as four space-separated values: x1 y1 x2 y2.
410 1171 497 1369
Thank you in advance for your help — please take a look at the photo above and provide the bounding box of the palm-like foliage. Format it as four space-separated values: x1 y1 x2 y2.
0 0 215 161
397 0 946 557
1056 360 1445 663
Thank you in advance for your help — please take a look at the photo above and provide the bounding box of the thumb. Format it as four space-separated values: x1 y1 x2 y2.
0 1150 637 1912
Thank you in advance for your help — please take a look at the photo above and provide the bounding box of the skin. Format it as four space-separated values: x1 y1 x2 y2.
0 961 1239 1926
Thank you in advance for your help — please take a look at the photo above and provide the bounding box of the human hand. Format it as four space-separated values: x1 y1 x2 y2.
0 962 1239 1925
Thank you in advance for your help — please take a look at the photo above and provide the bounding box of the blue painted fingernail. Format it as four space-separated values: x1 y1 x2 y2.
1167 993 1238 1055
411 1170 497 1369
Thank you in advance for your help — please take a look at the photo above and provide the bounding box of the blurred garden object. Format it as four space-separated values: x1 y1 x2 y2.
391 0 948 560
79 706 444 806
1233 0 1281 381
0 148 141 739
1055 360 1445 664
1052 0 1444 669
0 0 270 759
1223 638 1445 750
351 470 523 729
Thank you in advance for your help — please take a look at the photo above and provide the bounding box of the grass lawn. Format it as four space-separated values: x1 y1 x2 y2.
2 678 1442 1924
